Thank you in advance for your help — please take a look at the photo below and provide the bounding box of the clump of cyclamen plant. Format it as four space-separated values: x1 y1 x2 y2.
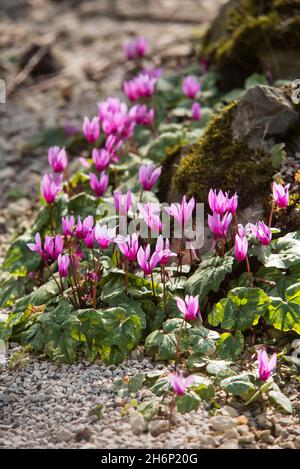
207 181 290 288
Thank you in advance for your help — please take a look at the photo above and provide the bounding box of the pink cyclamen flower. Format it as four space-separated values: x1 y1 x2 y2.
182 75 200 99
95 224 116 250
208 212 232 239
135 36 149 57
138 203 162 234
58 254 70 278
129 104 154 126
116 233 139 262
123 36 149 60
83 116 100 144
40 173 62 204
75 215 94 239
48 146 68 173
191 102 201 121
139 163 162 191
142 67 163 79
27 232 43 256
257 349 277 381
123 40 136 61
226 192 238 214
114 189 132 215
137 244 161 275
84 228 95 249
235 233 248 262
44 234 63 260
272 182 290 209
98 97 135 140
176 295 201 321
169 372 194 396
208 189 227 215
92 148 110 172
105 135 123 163
62 215 75 237
89 172 109 197
155 235 176 266
251 221 272 246
165 196 195 227
124 73 156 102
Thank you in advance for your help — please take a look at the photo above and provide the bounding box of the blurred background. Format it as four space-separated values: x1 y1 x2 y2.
0 0 224 233
0 0 225 258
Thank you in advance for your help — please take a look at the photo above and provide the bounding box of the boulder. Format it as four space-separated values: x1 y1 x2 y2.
159 84 300 229
201 0 300 90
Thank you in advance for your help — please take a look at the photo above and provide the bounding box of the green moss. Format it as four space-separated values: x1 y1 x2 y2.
158 142 189 201
171 102 274 208
272 192 300 232
202 0 300 89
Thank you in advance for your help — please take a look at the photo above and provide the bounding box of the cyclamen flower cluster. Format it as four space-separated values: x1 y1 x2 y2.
124 72 157 102
207 189 235 244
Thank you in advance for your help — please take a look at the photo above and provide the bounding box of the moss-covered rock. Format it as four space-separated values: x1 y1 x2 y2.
201 0 300 89
159 84 300 230
165 101 273 209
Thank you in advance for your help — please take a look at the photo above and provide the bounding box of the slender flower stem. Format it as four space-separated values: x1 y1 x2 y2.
268 202 275 228
92 248 97 309
162 265 167 317
245 255 253 287
221 238 225 257
59 275 64 293
125 258 129 295
151 272 156 302
169 393 175 431
68 245 82 308
233 212 239 231
175 319 185 371
64 171 75 196
139 189 144 203
49 204 55 234
68 275 80 309
44 263 63 296
150 120 157 138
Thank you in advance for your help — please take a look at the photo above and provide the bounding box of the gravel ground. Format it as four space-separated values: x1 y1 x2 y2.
0 345 300 449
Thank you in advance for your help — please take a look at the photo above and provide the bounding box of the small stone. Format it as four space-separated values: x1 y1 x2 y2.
280 441 295 449
259 430 275 444
55 429 73 443
148 420 169 437
7 198 31 218
75 427 92 442
239 433 255 444
294 436 300 449
219 440 239 449
223 429 239 440
236 415 248 426
220 406 239 418
198 436 216 448
0 168 15 180
256 414 272 429
80 443 97 449
238 425 250 435
210 416 237 432
130 413 147 436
